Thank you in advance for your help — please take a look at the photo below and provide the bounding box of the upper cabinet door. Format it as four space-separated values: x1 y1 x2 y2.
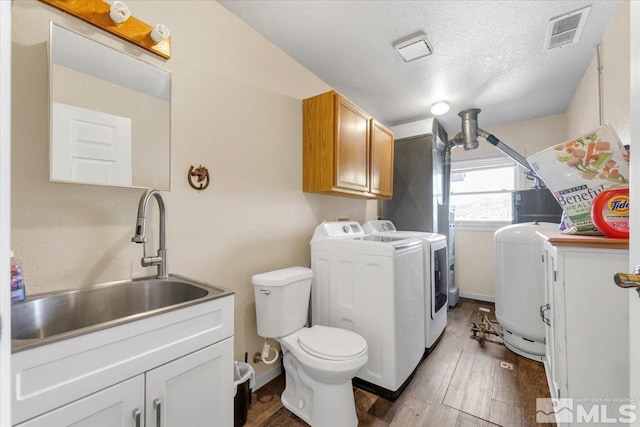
370 120 394 197
335 96 370 192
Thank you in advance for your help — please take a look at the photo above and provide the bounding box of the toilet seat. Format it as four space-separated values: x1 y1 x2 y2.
297 325 367 360
280 326 368 373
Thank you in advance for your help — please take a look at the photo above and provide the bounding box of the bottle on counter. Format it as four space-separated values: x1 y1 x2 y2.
11 253 26 303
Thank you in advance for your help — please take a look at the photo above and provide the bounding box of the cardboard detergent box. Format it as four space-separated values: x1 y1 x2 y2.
527 125 629 234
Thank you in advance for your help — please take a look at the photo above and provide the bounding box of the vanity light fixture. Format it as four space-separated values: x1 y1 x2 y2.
393 32 434 62
431 101 450 116
38 0 172 59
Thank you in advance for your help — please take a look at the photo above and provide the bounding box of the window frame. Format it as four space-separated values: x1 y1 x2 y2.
450 152 525 231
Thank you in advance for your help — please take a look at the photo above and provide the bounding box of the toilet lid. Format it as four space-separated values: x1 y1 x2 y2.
297 325 367 360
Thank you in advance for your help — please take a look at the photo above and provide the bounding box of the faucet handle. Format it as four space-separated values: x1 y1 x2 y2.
142 255 162 267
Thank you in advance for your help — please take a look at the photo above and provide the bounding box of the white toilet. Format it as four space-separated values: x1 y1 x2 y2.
252 266 368 427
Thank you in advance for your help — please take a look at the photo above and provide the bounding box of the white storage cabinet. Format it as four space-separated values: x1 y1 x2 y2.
540 233 629 426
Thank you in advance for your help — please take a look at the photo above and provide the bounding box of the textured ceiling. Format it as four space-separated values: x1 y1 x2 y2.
218 0 622 134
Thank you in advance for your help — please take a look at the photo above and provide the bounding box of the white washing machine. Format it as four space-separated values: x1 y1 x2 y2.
363 220 448 349
310 221 425 400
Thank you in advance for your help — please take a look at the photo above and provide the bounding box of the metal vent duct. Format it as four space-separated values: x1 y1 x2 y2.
545 5 591 51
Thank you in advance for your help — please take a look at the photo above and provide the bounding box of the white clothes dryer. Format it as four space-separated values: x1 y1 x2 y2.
310 221 425 400
363 220 448 350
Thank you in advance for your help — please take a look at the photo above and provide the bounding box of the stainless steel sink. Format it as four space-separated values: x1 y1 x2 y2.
12 274 233 352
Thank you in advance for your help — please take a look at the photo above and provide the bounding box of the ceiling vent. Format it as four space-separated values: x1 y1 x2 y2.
393 32 434 62
545 5 591 51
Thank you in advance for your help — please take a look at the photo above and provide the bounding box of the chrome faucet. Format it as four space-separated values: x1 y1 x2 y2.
132 189 168 279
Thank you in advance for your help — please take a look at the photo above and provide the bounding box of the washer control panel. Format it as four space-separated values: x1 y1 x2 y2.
321 221 365 237
363 220 396 233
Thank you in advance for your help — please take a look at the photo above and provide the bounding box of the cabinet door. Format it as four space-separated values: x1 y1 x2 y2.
146 337 234 427
335 96 370 192
370 120 394 197
551 255 567 400
562 249 629 402
543 249 560 398
17 376 144 427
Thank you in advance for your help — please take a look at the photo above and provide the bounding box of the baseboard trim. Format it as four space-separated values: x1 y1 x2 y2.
459 291 495 303
254 364 283 391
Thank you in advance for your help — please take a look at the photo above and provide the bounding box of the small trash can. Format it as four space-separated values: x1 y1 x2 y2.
233 361 255 427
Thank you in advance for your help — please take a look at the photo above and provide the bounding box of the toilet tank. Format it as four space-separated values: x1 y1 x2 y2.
252 266 313 338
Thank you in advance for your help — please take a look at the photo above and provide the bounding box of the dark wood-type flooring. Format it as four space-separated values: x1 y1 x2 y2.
245 298 553 426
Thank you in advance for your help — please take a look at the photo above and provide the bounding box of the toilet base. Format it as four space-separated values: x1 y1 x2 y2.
281 352 358 427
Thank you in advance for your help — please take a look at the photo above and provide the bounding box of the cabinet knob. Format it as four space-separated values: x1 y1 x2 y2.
613 265 640 297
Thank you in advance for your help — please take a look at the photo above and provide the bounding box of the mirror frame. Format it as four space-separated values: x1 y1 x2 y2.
48 21 172 190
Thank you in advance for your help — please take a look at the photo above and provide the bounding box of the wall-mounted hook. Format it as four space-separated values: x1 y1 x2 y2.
188 165 210 190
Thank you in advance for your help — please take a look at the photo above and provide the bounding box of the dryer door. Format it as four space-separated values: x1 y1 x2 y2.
432 244 448 317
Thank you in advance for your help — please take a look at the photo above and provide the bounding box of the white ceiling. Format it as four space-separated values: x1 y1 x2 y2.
218 0 622 134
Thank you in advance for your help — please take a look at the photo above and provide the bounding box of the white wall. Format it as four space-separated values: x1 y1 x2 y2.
566 1 630 144
11 0 376 378
628 2 640 422
0 1 10 425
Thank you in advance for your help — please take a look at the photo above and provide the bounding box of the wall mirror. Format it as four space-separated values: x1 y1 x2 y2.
49 22 171 189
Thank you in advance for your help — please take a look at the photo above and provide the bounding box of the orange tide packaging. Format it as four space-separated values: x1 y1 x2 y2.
591 187 629 239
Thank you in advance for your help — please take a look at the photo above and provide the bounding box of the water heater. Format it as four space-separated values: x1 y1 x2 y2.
494 222 558 361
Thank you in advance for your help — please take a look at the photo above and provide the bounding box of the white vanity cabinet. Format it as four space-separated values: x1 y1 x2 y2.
12 294 234 427
539 232 629 424
17 339 233 427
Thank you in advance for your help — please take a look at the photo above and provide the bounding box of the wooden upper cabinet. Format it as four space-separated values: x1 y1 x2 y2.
303 90 394 199
370 120 394 197
335 96 370 192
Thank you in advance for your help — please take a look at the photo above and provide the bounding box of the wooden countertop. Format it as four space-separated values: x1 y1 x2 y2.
537 231 629 250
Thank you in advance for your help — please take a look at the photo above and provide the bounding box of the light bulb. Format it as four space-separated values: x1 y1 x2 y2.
431 101 450 116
